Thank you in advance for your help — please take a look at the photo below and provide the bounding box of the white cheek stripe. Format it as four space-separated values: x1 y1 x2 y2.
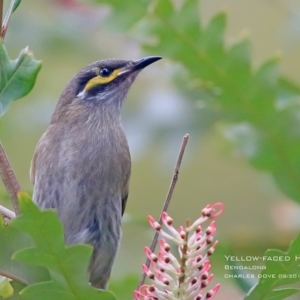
77 89 86 99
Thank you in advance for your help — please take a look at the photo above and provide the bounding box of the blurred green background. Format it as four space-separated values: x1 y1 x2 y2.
2 0 300 299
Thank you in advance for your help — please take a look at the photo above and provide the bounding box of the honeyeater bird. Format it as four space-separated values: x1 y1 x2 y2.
30 56 161 289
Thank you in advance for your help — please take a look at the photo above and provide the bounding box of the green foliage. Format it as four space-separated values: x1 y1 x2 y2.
0 194 116 300
244 234 300 300
142 0 300 202
0 41 41 116
0 210 49 285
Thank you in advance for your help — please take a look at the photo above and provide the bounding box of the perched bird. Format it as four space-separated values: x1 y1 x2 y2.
30 56 161 289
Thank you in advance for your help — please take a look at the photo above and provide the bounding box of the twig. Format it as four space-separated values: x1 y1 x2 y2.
1 0 20 40
0 270 29 286
0 142 20 215
137 133 190 290
0 204 15 219
0 0 3 36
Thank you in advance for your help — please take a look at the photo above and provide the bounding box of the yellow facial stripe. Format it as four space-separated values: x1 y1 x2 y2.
84 68 122 91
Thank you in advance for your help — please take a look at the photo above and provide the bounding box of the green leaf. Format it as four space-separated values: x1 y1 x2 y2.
0 41 41 116
0 216 49 285
244 234 300 299
8 193 116 300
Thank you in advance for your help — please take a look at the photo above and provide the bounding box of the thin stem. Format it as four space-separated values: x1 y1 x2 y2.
0 0 3 36
0 204 15 219
137 134 190 290
1 0 19 40
0 270 29 286
0 143 20 214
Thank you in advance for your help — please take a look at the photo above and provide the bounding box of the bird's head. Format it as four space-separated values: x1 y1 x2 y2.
75 56 161 103
54 56 161 113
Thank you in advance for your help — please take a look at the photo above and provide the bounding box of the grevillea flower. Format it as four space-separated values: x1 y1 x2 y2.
134 202 224 300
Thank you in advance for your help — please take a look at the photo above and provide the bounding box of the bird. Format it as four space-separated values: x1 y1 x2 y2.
30 56 162 289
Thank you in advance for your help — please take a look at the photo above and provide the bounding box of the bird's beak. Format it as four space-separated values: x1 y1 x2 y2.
117 56 162 76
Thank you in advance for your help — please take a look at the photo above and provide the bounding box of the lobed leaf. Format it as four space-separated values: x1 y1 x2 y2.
2 193 116 300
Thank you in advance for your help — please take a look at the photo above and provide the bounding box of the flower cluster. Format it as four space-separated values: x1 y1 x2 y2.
134 202 224 300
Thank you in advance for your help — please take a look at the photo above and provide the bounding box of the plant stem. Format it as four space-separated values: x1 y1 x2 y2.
1 0 19 40
136 133 190 290
0 204 15 219
0 0 3 36
0 270 29 286
0 143 20 215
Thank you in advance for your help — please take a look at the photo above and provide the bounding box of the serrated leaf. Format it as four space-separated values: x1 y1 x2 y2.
9 193 116 300
245 234 300 299
137 0 300 202
0 41 41 116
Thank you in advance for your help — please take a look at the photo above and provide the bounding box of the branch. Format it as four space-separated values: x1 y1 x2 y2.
1 0 20 40
0 270 29 286
0 142 20 215
137 133 190 290
0 0 3 36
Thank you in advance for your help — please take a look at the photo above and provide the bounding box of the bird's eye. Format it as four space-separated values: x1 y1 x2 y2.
99 68 112 77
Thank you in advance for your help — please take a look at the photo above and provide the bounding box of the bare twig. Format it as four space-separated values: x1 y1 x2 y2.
0 204 15 219
137 133 190 290
1 0 19 40
0 143 20 215
0 0 3 36
0 270 29 286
